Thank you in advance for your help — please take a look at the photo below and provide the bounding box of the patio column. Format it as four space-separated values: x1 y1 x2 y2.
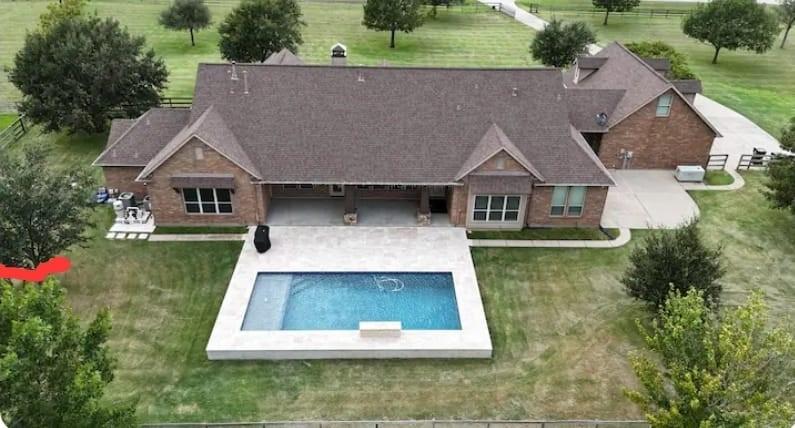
343 185 358 225
417 186 431 226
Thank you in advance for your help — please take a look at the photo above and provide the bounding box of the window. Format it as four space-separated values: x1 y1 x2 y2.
182 188 233 214
550 186 586 217
656 94 673 117
472 195 521 222
194 147 204 160
495 157 506 170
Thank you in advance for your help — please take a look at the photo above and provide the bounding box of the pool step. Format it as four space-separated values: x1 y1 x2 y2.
241 274 293 330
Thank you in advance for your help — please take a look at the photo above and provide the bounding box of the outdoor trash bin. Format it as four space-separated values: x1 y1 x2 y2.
254 225 271 253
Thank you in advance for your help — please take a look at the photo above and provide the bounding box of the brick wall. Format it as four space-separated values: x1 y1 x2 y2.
526 186 608 228
146 138 260 226
599 90 715 169
446 185 468 226
102 166 146 197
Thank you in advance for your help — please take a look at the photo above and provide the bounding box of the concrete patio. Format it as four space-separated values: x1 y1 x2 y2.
601 170 699 229
266 198 452 227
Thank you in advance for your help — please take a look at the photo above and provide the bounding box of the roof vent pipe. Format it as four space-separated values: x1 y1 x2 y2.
230 61 239 81
512 87 518 97
595 112 608 127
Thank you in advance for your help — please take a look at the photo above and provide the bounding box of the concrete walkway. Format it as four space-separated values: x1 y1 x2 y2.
148 234 246 242
479 0 601 54
694 95 785 170
468 227 631 248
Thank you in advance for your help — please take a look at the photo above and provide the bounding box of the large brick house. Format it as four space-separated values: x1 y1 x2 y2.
94 42 718 230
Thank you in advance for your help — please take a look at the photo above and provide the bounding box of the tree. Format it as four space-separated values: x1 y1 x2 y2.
10 17 168 134
424 0 462 18
218 0 305 63
622 219 724 310
625 289 795 427
779 0 795 48
362 0 424 48
764 117 795 212
0 146 95 269
682 0 779 64
0 279 136 427
625 40 696 79
530 19 596 68
592 0 641 25
39 0 86 31
159 0 211 47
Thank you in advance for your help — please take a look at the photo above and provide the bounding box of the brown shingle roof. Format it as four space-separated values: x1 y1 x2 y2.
455 123 544 181
94 108 190 166
672 79 703 95
641 57 671 73
566 42 719 136
137 106 261 179
263 49 304 65
566 88 625 133
180 63 612 185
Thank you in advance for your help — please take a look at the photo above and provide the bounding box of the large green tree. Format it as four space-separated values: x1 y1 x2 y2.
530 19 596 67
625 41 696 79
0 146 95 269
0 280 136 427
626 289 795 427
682 0 779 64
779 0 795 48
218 0 305 63
362 0 424 48
622 219 724 310
592 0 641 25
159 0 212 47
764 117 795 213
10 16 168 134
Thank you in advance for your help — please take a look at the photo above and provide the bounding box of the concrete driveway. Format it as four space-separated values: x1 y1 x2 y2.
601 170 699 229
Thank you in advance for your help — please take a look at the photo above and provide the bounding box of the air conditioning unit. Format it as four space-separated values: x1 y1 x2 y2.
675 165 705 182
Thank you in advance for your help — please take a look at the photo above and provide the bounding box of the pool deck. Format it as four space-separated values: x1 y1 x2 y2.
206 226 493 359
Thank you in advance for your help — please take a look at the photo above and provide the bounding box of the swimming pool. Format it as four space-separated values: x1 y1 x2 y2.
241 272 461 331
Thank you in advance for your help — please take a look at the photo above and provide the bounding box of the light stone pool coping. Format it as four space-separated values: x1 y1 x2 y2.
206 226 493 359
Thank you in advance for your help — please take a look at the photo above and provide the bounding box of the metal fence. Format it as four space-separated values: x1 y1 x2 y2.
706 153 729 170
0 115 27 148
142 421 649 428
527 4 690 18
737 153 775 170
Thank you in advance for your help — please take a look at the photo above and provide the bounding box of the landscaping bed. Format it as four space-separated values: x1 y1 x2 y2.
468 227 619 240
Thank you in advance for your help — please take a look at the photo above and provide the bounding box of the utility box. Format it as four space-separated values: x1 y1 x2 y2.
675 165 706 182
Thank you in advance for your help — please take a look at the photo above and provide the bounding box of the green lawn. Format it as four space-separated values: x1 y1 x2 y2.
537 10 795 136
8 128 794 423
468 227 619 240
0 0 535 106
0 114 17 129
704 170 734 186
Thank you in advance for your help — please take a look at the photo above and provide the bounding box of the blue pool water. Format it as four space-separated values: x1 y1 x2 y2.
241 272 461 330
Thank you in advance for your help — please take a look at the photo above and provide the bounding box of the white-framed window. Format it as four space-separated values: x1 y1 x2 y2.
182 188 233 214
550 186 586 217
472 195 522 222
656 94 673 117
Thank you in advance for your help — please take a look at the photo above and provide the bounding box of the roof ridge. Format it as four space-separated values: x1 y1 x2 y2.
196 62 562 72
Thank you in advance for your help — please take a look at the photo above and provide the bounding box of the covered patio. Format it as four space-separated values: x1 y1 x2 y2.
266 198 452 227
